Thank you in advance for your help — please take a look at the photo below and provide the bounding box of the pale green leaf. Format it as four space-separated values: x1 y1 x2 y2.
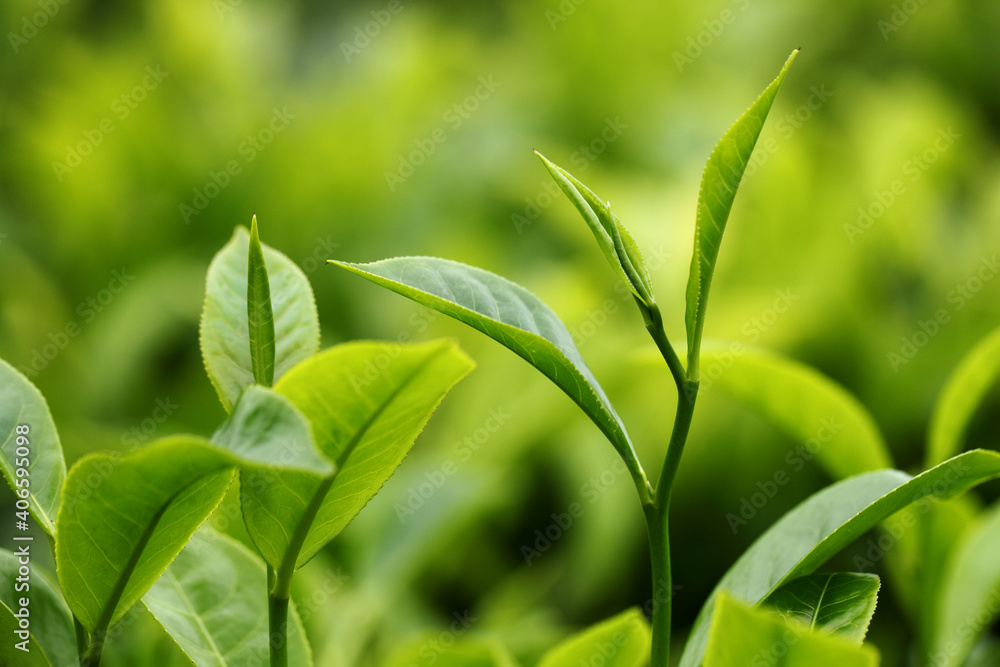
702 344 892 478
143 527 312 667
927 326 1000 466
538 608 650 667
931 500 1000 667
201 226 319 412
535 151 653 306
241 340 474 573
685 50 798 380
384 637 519 667
0 550 78 666
329 256 650 500
704 594 879 667
247 215 276 387
680 450 1000 667
762 573 880 642
0 357 66 536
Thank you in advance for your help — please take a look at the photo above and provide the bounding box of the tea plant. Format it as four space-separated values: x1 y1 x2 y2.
0 216 473 666
330 50 1000 665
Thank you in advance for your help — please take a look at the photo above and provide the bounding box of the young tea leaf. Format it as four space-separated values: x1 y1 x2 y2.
144 527 312 667
685 50 799 380
931 500 1000 667
384 637 519 667
701 344 892 478
329 256 651 501
679 449 1000 667
0 357 66 536
201 226 319 412
537 608 650 667
927 325 1000 467
535 151 654 306
762 572 880 643
241 340 473 575
704 594 879 667
0 549 78 666
247 215 276 387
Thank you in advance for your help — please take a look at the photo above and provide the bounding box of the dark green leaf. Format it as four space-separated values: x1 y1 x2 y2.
144 527 312 667
0 358 66 536
685 50 798 380
680 449 1000 667
329 256 651 501
763 573 880 642
247 215 276 387
201 226 319 412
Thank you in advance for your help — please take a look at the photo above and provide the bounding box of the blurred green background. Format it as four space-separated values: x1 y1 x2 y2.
2 0 1000 664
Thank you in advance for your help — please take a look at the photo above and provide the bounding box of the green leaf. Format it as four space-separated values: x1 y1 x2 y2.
241 340 474 575
143 527 312 667
56 436 236 634
679 449 1000 667
0 550 78 666
762 573 880 642
535 151 653 306
927 326 1000 467
538 608 650 667
247 215 276 387
212 385 333 476
384 637 519 667
702 344 892 478
329 256 651 501
931 500 1000 667
704 594 879 667
0 357 66 536
685 50 799 380
201 225 319 412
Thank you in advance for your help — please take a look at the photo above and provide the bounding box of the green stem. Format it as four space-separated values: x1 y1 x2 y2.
640 302 687 395
80 627 105 667
268 588 290 667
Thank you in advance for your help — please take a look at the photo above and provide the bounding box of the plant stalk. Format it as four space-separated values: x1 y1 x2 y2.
80 628 106 667
268 570 290 667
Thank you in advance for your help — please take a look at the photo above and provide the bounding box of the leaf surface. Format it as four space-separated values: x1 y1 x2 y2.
201 226 319 412
538 608 650 667
0 550 78 666
680 450 1000 666
0 358 66 536
762 572 880 642
144 527 312 667
246 215 276 387
685 50 798 379
329 257 649 498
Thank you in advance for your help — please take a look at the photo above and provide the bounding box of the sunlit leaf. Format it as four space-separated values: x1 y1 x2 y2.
931 500 1000 667
704 594 879 667
680 450 1000 667
927 326 1000 466
0 550 78 666
0 358 66 536
702 344 891 478
535 151 653 306
144 527 312 667
685 50 798 380
242 340 474 573
329 256 650 500
246 215 276 387
201 226 319 412
762 572 880 642
538 608 650 667
384 636 519 667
